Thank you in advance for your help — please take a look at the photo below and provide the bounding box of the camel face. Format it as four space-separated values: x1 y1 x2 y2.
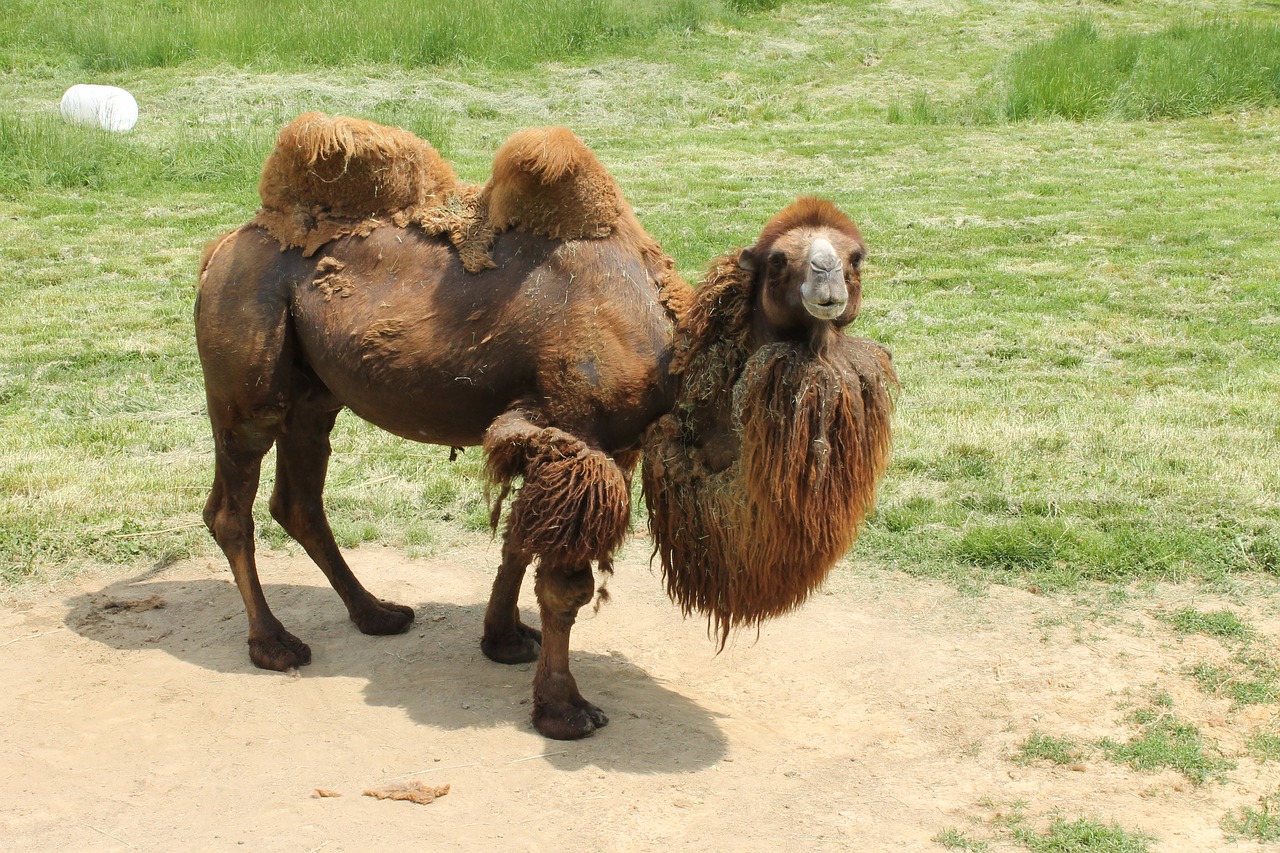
738 204 866 346
642 195 896 647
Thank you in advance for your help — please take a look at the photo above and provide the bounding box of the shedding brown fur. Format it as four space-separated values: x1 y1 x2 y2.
643 251 897 647
252 115 629 271
484 411 632 567
484 127 623 240
254 112 460 257
198 115 890 740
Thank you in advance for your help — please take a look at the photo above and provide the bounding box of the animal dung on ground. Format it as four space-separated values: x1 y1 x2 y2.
363 781 451 805
99 595 166 613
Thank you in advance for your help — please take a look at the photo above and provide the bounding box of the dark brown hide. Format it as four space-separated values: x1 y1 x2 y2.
196 123 691 740
642 235 897 647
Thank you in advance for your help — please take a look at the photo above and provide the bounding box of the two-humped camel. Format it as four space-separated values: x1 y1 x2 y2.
196 114 895 739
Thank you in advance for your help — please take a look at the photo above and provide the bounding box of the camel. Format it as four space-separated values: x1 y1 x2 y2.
195 114 895 740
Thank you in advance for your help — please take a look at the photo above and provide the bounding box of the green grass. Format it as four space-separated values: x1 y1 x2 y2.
0 0 732 71
1099 706 1235 784
1 0 1278 589
1248 733 1280 763
1160 607 1253 640
1222 789 1280 843
1015 732 1085 766
1191 650 1280 706
1003 19 1280 120
1015 818 1151 853
977 803 1153 852
891 18 1280 123
934 828 990 851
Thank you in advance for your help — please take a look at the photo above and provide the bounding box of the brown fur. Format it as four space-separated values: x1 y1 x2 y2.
484 127 623 240
747 195 862 257
198 124 886 739
253 112 460 256
484 411 632 568
252 116 633 274
642 252 897 647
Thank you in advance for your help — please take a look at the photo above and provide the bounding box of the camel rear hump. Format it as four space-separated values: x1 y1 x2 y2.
483 126 624 240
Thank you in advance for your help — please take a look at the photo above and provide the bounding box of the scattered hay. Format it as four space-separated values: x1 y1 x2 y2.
363 781 450 805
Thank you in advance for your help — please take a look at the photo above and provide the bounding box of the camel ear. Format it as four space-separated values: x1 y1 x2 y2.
738 247 758 273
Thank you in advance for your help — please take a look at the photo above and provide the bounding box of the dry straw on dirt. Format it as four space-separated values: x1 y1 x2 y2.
363 781 451 805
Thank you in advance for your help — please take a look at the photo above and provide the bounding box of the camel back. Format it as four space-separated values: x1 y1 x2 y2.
251 113 630 271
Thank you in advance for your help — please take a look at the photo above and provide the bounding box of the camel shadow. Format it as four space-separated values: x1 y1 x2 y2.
64 570 728 774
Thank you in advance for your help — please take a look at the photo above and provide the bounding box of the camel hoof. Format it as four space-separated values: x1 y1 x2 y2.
481 622 542 665
352 600 415 636
248 631 312 671
533 701 609 740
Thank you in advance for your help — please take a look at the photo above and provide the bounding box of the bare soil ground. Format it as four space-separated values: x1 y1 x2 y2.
3 541 1279 851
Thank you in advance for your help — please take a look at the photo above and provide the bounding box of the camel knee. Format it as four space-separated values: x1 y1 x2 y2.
535 565 595 619
485 419 631 565
204 502 253 553
267 488 308 535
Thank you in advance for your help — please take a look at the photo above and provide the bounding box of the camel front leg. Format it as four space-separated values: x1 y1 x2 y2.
481 539 542 664
531 562 606 740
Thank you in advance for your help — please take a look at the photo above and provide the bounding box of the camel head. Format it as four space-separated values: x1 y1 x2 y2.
643 196 895 647
736 196 866 351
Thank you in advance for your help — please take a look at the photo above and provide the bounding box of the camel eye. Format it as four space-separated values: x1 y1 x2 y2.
768 251 787 272
849 249 864 268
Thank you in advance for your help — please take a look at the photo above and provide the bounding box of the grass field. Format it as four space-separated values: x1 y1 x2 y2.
2 1 1279 847
1 0 1277 591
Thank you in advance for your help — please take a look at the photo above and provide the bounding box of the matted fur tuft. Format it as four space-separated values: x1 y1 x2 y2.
254 112 459 256
642 254 897 647
484 127 623 240
749 196 863 256
250 116 640 272
484 412 631 567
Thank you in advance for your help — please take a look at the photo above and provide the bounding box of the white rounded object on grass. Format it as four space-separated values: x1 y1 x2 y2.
59 84 139 132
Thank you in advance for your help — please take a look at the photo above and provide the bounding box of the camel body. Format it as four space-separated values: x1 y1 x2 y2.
200 220 676 453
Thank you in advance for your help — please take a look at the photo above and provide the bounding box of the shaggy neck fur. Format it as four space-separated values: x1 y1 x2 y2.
642 252 897 646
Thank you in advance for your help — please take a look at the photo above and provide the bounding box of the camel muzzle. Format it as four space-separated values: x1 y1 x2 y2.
801 239 848 320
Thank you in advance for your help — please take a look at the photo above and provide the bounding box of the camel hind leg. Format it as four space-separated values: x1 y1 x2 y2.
198 228 320 670
203 411 312 670
268 389 415 637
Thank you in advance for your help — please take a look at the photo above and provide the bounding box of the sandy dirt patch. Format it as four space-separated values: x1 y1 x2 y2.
2 541 1279 851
